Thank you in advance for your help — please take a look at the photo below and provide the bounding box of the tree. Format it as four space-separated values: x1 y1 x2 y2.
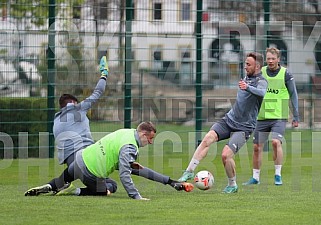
1 0 84 27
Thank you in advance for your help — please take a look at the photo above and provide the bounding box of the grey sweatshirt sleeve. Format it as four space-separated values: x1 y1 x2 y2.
246 78 268 97
118 144 142 199
80 78 107 111
285 70 300 121
131 167 170 184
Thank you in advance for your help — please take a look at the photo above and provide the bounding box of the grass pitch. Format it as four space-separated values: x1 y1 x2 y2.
1 126 321 225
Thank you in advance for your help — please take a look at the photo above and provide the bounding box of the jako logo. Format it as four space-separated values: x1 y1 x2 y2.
267 88 279 94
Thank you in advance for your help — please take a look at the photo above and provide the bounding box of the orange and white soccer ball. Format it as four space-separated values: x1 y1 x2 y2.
194 170 214 190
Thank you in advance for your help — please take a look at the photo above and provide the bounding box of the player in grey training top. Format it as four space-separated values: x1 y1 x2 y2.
53 78 106 165
178 52 268 194
25 56 119 195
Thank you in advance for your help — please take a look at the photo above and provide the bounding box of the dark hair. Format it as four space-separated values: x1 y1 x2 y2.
59 94 78 108
246 52 264 68
137 121 157 134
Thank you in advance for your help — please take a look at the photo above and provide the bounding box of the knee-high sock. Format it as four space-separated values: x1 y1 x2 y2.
48 167 74 191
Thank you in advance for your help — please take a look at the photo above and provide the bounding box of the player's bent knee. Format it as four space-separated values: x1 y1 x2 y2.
253 144 260 153
271 139 281 148
106 179 118 193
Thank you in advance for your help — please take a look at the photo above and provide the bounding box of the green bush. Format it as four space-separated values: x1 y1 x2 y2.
0 98 48 158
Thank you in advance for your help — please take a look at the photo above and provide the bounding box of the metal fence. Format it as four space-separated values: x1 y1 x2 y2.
0 0 321 157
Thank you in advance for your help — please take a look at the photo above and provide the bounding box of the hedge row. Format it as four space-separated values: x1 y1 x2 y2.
0 98 49 158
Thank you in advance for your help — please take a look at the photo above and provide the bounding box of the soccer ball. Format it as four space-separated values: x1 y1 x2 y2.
194 170 214 190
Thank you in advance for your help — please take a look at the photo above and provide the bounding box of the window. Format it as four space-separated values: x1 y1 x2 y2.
151 46 162 69
180 2 191 21
99 2 108 20
153 2 162 20
153 51 162 61
207 0 219 9
73 4 81 19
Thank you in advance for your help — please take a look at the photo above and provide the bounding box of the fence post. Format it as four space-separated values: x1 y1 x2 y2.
47 0 56 158
263 0 270 50
195 0 203 147
124 0 133 128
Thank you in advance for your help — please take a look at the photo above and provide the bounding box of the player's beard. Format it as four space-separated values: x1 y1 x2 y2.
246 71 255 77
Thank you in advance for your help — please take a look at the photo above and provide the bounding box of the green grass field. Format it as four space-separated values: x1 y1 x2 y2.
1 125 321 225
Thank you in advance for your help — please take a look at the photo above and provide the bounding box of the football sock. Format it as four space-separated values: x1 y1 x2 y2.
48 181 57 191
69 187 80 195
275 165 282 176
228 176 236 186
75 188 81 195
186 158 199 172
49 167 74 192
79 188 108 196
168 178 178 187
253 169 260 181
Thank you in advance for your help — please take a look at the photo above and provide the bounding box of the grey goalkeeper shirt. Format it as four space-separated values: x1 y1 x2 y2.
53 78 106 164
226 73 268 130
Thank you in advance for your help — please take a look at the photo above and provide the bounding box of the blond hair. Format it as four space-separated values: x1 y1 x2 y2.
266 47 280 58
